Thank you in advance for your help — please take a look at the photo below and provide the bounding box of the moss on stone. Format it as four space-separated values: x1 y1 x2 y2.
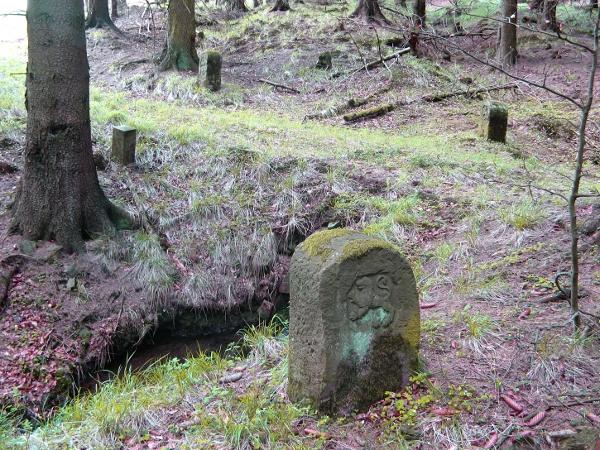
340 238 396 261
300 228 354 261
404 311 421 351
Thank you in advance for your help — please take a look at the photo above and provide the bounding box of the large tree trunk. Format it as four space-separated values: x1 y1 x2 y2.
13 0 131 252
350 0 389 23
498 0 518 66
271 0 291 11
413 0 426 26
86 0 120 31
160 0 199 71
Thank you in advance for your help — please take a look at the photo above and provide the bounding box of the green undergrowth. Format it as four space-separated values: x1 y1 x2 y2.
12 320 312 449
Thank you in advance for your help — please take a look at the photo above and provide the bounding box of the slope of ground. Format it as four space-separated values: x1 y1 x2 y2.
1 0 600 448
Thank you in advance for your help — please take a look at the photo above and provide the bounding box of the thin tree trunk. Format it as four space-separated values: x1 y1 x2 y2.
413 0 426 26
160 0 199 71
569 9 600 330
539 0 558 31
13 0 131 252
499 0 518 66
86 0 120 31
350 0 389 23
111 0 118 18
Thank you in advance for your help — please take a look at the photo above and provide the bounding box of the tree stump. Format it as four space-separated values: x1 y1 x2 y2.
111 126 137 165
483 102 508 143
288 229 420 416
205 51 222 92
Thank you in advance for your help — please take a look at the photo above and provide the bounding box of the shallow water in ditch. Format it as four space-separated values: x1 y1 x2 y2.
80 331 239 392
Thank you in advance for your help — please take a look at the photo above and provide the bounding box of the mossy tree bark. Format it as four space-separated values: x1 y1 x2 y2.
86 0 120 31
271 0 291 12
498 0 518 66
160 0 199 71
350 0 389 23
12 0 132 253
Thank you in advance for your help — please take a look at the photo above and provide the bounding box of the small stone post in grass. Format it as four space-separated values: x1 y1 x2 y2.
288 229 420 416
316 52 333 70
111 125 137 165
483 102 508 143
205 51 222 92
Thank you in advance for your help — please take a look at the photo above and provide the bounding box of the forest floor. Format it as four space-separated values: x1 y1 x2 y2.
1 0 600 448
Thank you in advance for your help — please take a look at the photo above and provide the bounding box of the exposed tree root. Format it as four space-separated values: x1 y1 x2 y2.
85 16 122 34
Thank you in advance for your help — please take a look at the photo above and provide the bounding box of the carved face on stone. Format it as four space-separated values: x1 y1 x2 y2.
347 273 395 328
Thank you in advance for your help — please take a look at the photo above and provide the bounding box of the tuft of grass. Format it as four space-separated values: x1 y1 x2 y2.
498 199 545 230
128 232 177 305
453 304 497 353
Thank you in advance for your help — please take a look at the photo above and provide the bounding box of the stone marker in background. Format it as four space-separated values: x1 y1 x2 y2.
205 51 222 92
288 229 420 416
316 51 333 70
483 102 508 143
111 125 136 165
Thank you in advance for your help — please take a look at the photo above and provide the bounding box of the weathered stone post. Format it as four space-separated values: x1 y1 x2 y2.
316 52 333 70
205 51 222 92
111 125 136 165
288 229 420 416
483 102 508 143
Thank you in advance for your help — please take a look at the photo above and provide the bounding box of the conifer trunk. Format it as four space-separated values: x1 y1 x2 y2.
160 0 199 71
271 0 291 11
413 0 426 26
499 0 518 66
12 0 131 252
111 0 118 18
350 0 389 23
227 0 249 11
86 0 120 31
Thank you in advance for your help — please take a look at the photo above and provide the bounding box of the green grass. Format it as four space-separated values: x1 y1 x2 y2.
15 320 311 449
499 199 545 230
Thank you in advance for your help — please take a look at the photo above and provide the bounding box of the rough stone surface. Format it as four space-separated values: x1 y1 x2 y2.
288 229 420 416
483 102 508 143
205 51 222 92
111 125 136 165
316 52 333 70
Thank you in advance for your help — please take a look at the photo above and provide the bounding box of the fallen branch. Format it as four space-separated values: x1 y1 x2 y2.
421 83 517 102
344 83 517 123
332 48 410 78
258 79 300 94
343 103 396 122
305 84 394 120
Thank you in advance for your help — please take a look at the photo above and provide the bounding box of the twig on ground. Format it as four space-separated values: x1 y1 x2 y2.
258 78 300 94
